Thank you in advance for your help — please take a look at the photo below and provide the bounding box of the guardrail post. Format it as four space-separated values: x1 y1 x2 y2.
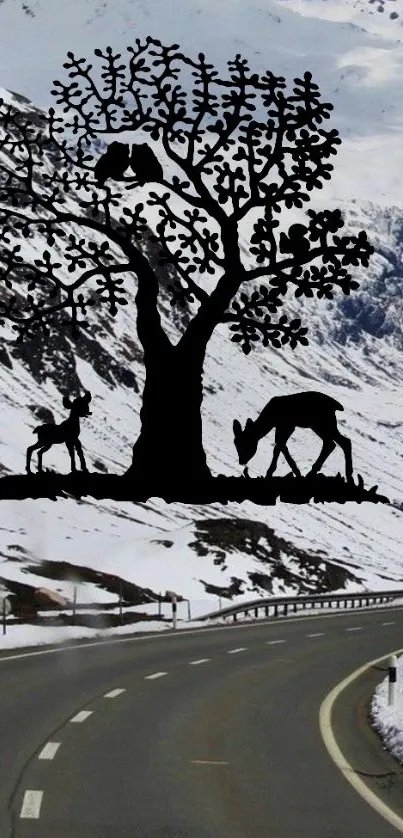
388 655 397 706
274 604 278 617
2 598 6 635
293 603 297 613
254 607 259 618
172 595 177 630
233 613 237 622
265 606 269 618
72 586 77 625
284 603 288 616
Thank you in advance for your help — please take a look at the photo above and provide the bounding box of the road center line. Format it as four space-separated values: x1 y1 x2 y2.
189 658 210 665
228 647 247 654
345 627 362 632
38 742 60 760
190 760 228 765
382 621 395 626
266 639 286 645
145 672 167 679
104 688 126 698
20 790 43 819
70 710 93 723
307 633 325 638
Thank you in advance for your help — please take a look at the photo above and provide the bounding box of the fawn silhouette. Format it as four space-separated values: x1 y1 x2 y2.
26 391 92 474
233 391 353 480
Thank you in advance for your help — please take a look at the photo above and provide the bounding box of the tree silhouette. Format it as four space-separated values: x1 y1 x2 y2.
0 38 384 505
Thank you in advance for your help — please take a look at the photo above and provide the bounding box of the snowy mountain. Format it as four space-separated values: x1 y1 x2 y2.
0 0 403 640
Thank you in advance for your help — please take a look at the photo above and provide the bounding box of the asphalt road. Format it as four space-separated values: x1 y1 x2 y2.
1 607 403 837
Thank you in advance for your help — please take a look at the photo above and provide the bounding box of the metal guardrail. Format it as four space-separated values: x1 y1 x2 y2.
195 588 403 623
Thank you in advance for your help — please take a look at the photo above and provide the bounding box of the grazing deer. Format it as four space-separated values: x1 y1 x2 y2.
233 391 353 480
26 391 92 475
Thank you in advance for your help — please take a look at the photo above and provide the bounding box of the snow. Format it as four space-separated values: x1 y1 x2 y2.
0 615 219 650
1 0 403 206
371 654 403 764
0 0 402 650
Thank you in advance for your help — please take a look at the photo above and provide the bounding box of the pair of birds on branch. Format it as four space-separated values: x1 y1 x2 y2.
94 141 164 187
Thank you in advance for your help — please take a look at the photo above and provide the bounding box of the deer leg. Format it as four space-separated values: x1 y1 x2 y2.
66 442 76 473
26 442 41 474
266 429 301 478
280 443 303 477
37 444 52 473
334 430 353 480
266 443 282 477
75 440 88 472
307 435 335 476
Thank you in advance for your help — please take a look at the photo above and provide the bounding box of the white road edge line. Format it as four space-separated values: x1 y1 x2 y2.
319 646 403 834
189 659 210 665
20 790 43 819
38 742 60 760
228 647 247 654
145 672 167 679
70 710 93 723
104 688 126 698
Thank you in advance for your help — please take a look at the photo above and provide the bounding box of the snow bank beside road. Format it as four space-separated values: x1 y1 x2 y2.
0 616 221 651
371 653 403 763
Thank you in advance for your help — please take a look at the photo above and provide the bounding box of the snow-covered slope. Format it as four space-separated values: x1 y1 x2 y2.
0 0 403 634
1 0 403 205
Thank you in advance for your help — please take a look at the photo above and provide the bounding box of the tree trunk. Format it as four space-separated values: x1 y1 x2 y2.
124 341 211 486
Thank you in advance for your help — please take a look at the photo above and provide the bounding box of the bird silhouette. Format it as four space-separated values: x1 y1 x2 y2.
94 142 130 187
130 143 164 186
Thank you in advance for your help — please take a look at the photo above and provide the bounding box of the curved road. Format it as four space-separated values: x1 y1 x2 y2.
1 607 403 836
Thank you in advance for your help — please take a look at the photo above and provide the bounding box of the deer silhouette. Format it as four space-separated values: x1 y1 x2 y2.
26 391 92 475
233 391 353 480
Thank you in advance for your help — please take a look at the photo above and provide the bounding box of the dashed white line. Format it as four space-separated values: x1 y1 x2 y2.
189 658 210 665
70 710 93 723
266 639 286 645
307 633 325 638
104 688 126 698
38 742 60 760
345 627 362 632
145 672 167 679
228 647 247 654
382 621 395 626
20 790 43 819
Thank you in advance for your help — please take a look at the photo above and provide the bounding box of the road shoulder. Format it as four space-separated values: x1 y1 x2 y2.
321 651 403 833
